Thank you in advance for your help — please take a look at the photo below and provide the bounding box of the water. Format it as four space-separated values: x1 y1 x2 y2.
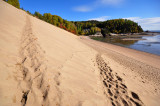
149 30 160 33
129 35 160 55
91 34 160 55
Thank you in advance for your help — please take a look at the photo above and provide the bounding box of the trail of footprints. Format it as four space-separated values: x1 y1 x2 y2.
15 16 50 106
96 55 144 106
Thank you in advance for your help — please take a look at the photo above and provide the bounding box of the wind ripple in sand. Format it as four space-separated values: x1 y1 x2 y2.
96 54 144 106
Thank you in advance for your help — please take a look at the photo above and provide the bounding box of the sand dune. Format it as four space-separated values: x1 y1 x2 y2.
0 1 106 106
0 0 160 106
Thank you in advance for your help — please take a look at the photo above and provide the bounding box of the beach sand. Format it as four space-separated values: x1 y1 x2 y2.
80 36 160 106
0 0 160 106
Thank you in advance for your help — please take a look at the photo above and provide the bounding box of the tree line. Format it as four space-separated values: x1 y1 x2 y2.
98 19 143 34
74 19 143 35
4 0 143 36
3 0 20 9
34 12 78 34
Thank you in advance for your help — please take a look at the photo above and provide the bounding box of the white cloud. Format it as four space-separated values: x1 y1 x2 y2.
88 16 110 21
88 16 160 30
99 0 124 5
73 0 124 12
124 17 160 30
73 6 92 12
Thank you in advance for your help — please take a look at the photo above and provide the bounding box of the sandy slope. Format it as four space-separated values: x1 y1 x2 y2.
0 0 160 106
0 1 107 106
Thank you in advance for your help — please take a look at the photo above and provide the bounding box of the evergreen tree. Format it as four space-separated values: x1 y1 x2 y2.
34 12 43 20
7 0 20 9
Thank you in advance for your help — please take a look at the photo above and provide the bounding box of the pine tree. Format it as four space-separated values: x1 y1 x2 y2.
7 0 20 9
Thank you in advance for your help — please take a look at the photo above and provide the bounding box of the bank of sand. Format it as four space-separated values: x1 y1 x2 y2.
0 0 160 106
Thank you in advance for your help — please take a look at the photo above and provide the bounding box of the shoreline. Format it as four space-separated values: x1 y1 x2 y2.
122 38 145 40
121 32 160 40
80 36 160 75
90 33 160 56
79 36 160 105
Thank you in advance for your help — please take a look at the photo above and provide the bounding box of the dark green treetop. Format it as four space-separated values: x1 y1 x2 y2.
7 0 20 9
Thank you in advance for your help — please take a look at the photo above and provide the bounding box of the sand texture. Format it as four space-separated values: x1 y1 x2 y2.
0 0 160 106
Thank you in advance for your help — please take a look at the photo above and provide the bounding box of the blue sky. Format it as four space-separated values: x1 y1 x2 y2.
19 0 160 30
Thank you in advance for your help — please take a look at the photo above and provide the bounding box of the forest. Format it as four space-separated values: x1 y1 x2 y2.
74 19 143 35
34 12 78 34
4 0 143 36
4 0 20 9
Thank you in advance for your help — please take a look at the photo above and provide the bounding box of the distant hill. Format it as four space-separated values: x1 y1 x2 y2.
149 30 160 33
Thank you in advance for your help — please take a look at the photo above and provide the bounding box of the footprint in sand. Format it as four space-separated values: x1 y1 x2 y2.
96 54 144 106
